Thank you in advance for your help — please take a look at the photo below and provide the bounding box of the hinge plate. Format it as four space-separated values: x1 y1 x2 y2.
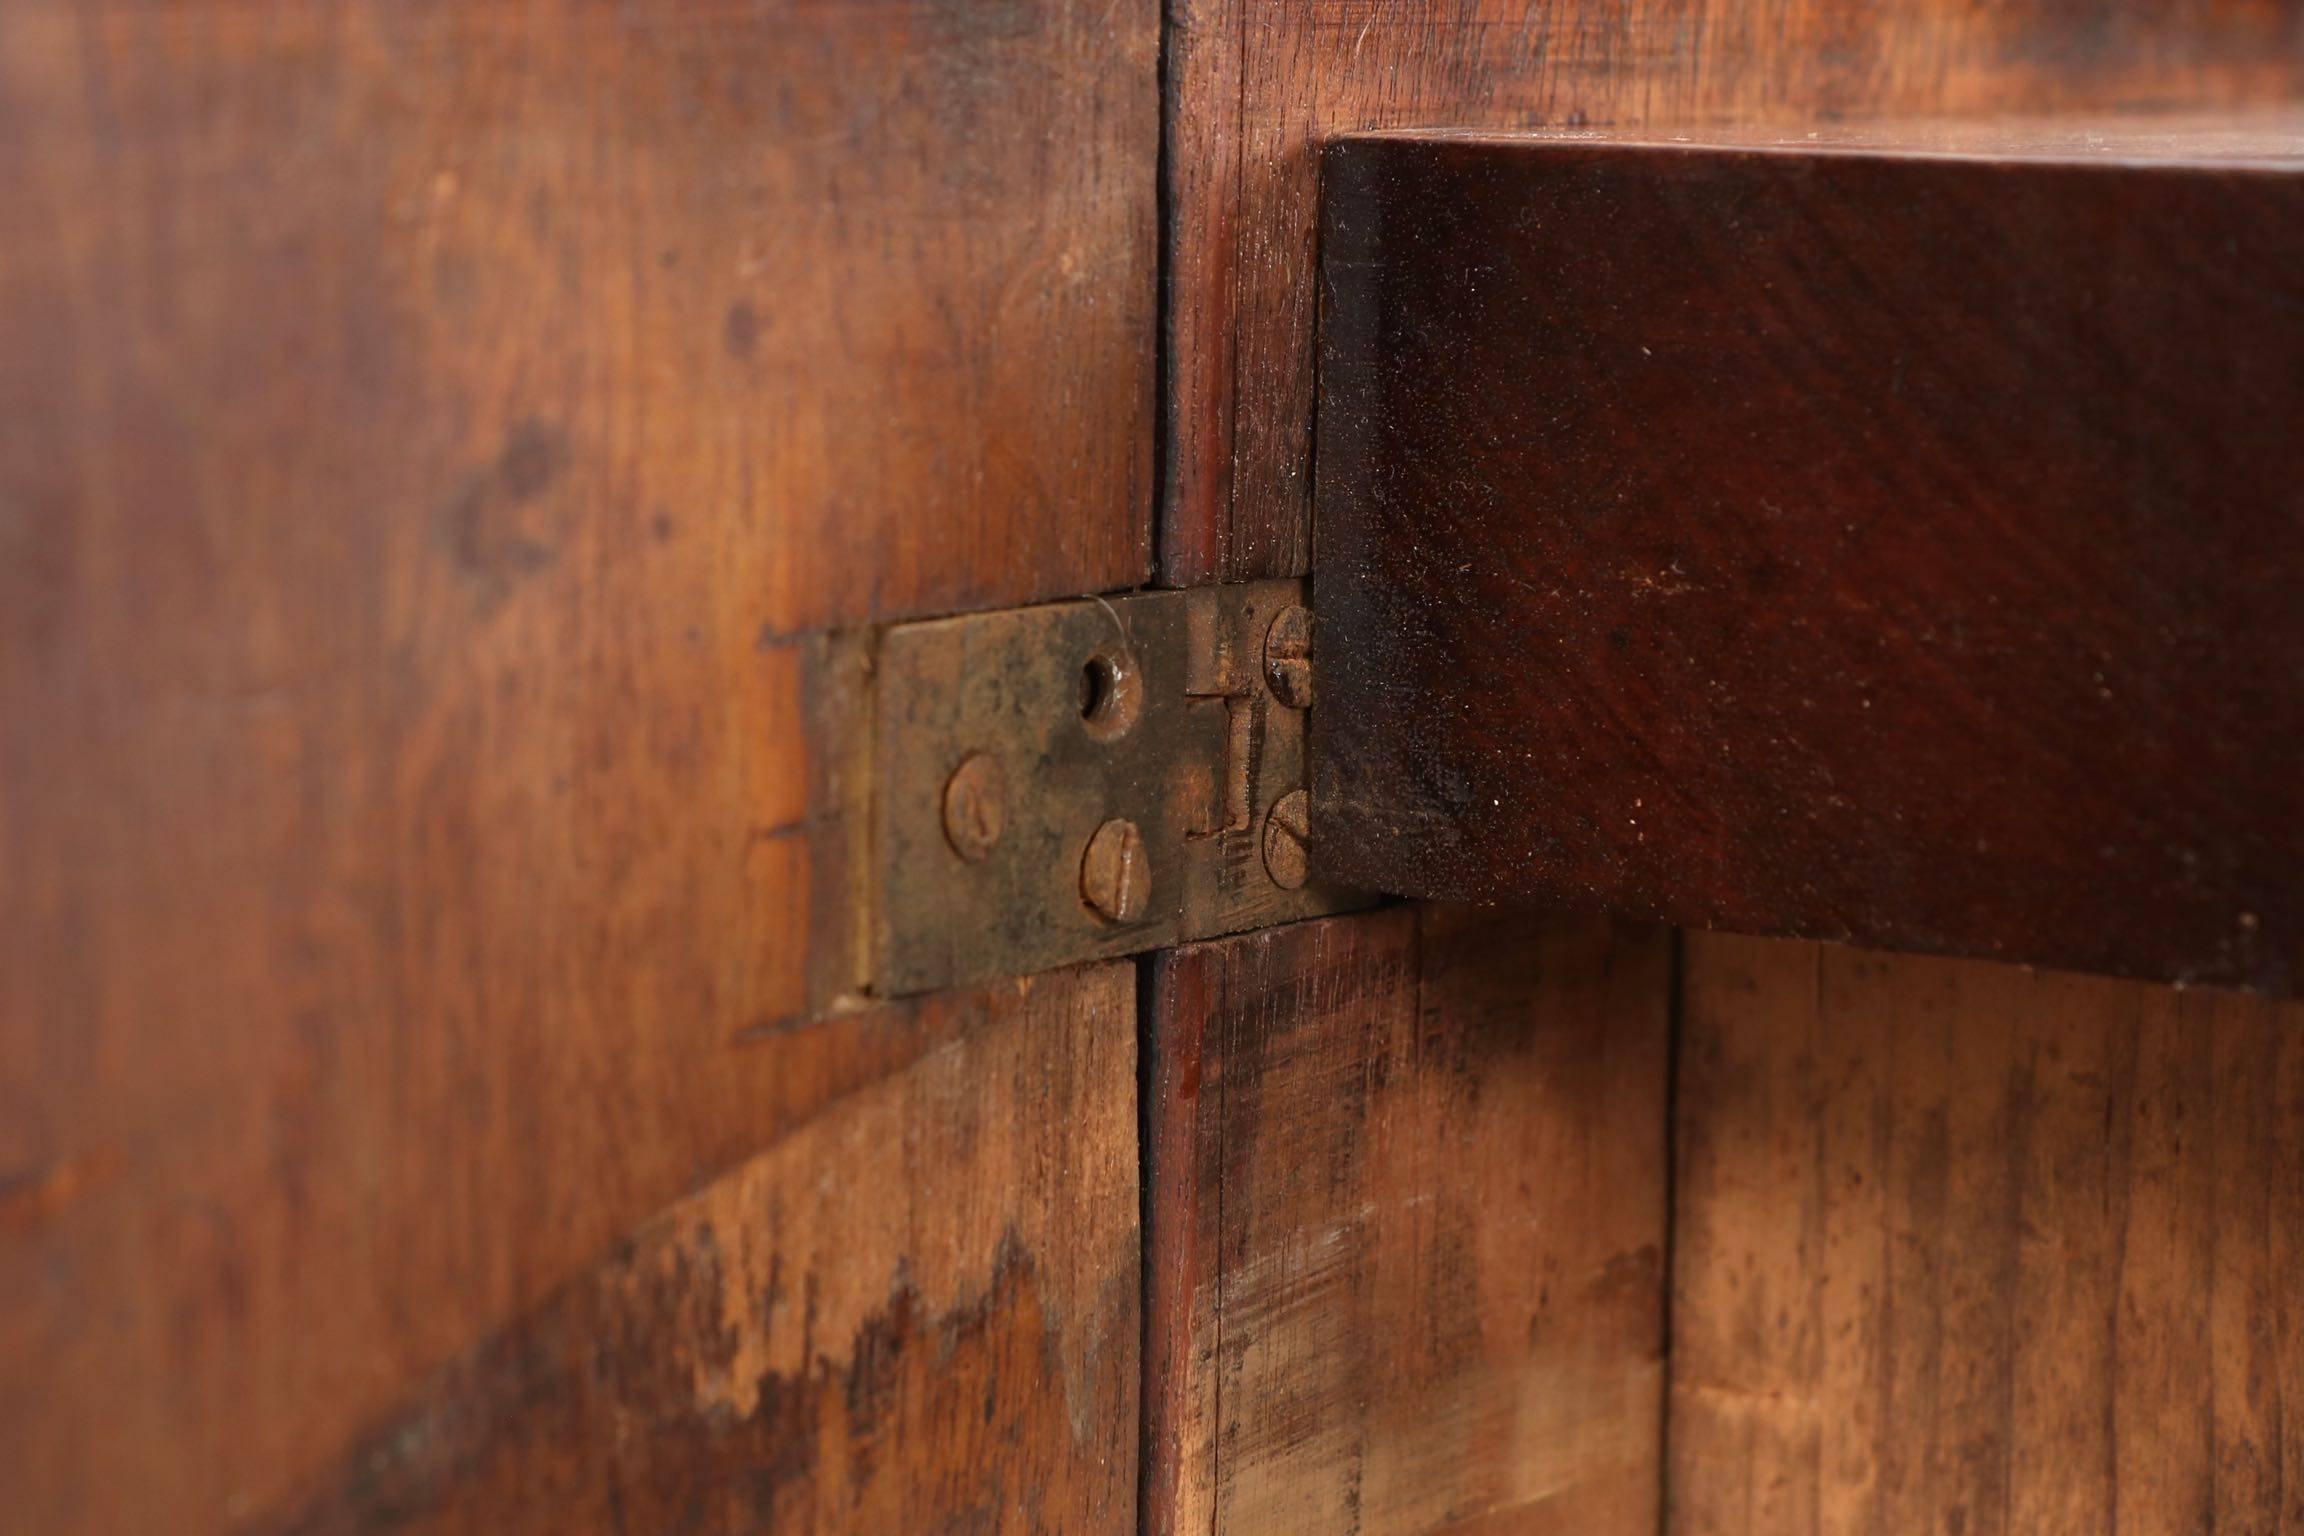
858 581 1366 996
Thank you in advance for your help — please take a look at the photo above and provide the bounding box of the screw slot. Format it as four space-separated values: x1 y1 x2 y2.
1081 818 1152 924
1262 605 1315 709
1077 646 1142 741
941 753 1007 863
1262 789 1312 890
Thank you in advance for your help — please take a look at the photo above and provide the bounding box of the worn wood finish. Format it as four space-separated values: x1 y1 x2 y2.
242 961 1140 1536
0 3 1153 1529
1312 128 2304 990
1160 0 2304 585
1144 906 1671 1535
1670 933 2304 1536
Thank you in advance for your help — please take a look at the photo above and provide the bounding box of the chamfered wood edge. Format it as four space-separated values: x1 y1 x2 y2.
1333 105 2304 166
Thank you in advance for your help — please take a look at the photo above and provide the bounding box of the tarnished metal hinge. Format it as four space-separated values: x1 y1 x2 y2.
810 581 1368 1001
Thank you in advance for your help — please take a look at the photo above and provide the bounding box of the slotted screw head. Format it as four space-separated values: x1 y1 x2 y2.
1262 789 1311 890
941 753 1007 862
1263 605 1314 709
1080 818 1151 924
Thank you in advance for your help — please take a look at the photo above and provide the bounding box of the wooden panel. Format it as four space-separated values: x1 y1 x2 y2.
1670 934 2304 1536
1161 0 2304 585
1312 127 2304 989
0 2 1152 1529
249 960 1140 1535
1143 906 1671 1535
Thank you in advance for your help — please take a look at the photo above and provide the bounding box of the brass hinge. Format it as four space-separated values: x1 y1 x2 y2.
807 581 1368 1002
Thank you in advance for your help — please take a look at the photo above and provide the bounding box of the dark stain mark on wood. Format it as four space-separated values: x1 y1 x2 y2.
723 303 762 361
0 1151 119 1236
237 963 1139 1536
439 419 571 602
254 1233 1054 1536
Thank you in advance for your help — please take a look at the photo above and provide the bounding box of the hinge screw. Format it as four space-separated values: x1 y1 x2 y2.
1262 789 1311 890
941 753 1007 862
1263 605 1314 708
1080 818 1151 923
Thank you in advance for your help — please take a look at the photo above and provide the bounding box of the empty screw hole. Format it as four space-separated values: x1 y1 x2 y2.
1076 647 1141 740
1080 656 1117 721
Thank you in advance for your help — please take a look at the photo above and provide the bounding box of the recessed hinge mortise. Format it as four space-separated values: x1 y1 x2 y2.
805 581 1368 1002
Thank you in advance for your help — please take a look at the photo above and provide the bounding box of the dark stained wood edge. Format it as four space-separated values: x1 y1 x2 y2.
1311 128 2304 990
1139 930 1215 1536
1155 0 1245 589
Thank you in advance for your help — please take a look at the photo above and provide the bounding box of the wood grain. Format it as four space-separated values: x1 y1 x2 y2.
1312 128 2304 989
1160 0 2304 585
1143 905 1671 1536
0 2 1152 1529
237 961 1140 1536
1670 933 2304 1536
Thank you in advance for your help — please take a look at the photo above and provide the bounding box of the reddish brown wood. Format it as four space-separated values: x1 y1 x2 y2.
1670 933 2304 1535
250 962 1140 1535
1161 2 2304 585
0 2 1152 1529
1143 905 1671 1535
1313 125 2304 990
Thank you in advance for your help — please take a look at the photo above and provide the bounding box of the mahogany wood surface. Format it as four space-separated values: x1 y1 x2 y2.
1143 906 1671 1535
1160 0 2304 585
1671 933 2304 1535
0 3 1153 1529
1313 127 2304 989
